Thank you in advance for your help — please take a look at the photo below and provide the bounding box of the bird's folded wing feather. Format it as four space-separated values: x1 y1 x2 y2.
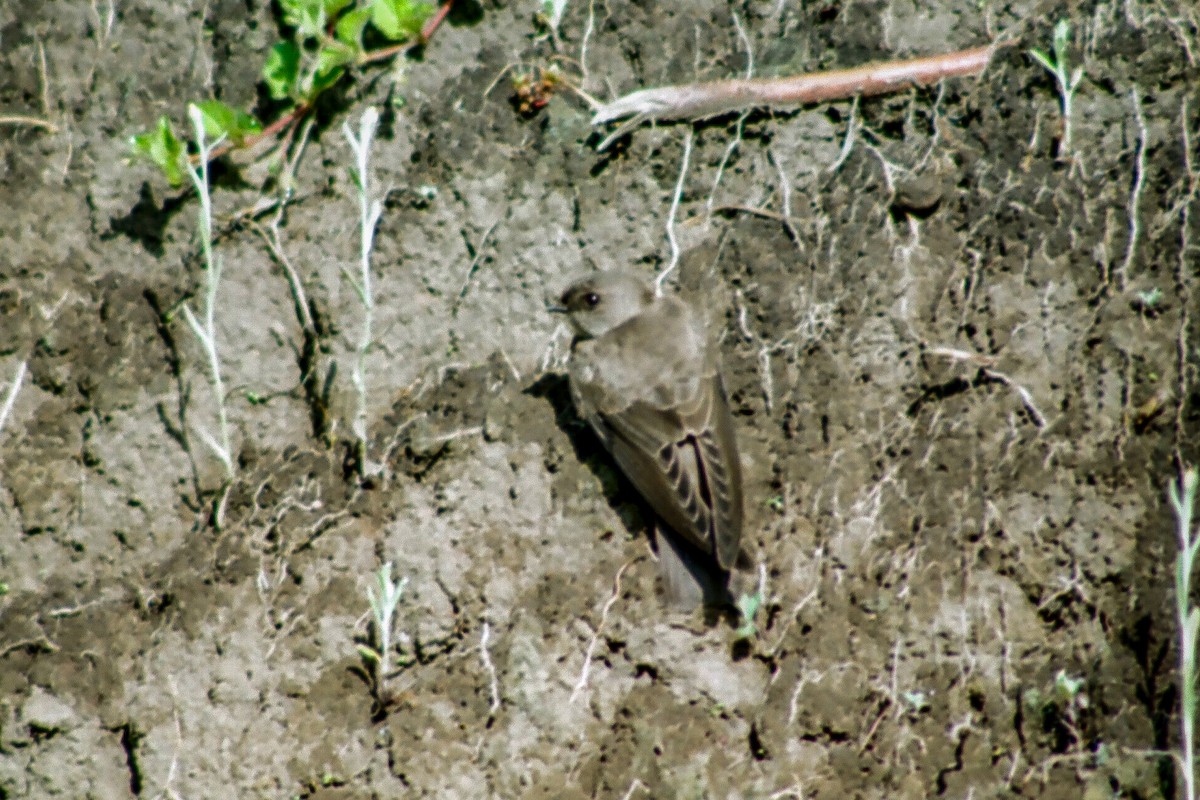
571 302 743 569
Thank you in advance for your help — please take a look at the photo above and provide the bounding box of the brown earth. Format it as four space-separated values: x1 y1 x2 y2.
1 0 1198 797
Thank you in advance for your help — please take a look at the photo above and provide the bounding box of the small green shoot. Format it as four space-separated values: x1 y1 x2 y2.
736 590 763 639
1053 669 1086 707
1170 467 1199 800
129 116 186 187
1134 286 1163 315
1028 19 1084 156
901 690 929 713
357 561 408 704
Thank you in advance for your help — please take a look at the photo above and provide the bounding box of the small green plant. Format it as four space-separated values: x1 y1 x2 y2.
129 0 437 185
736 590 763 639
1133 286 1164 317
357 562 408 707
1028 19 1084 156
1170 467 1199 800
178 104 235 525
1053 669 1087 708
341 106 385 478
901 690 929 713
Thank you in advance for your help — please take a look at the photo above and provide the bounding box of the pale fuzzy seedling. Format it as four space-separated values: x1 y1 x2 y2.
357 561 408 695
341 107 385 477
1028 19 1084 156
181 104 234 487
1170 468 1200 800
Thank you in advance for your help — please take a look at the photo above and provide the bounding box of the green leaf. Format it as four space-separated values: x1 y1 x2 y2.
370 0 434 41
735 591 763 638
324 0 354 17
309 61 346 98
129 115 186 187
1052 19 1071 60
193 100 262 144
335 7 373 49
316 42 356 74
264 41 302 100
543 0 568 30
279 0 326 37
1027 48 1055 73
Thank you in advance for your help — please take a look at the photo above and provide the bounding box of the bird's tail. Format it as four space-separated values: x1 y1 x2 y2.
653 524 734 611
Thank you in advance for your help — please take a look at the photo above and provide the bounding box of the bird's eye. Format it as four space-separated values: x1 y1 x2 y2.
585 292 600 307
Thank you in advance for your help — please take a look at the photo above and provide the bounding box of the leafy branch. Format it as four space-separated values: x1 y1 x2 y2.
129 0 449 185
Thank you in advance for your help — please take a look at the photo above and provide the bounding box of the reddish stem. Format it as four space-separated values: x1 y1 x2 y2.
421 0 454 42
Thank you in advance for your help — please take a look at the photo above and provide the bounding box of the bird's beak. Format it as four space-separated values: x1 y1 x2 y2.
544 288 568 314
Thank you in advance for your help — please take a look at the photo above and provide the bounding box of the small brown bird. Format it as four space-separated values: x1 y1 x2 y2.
552 270 747 609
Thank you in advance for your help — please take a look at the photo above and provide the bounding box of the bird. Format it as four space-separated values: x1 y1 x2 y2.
551 270 747 610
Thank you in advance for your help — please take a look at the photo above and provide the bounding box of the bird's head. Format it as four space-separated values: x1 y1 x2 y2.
549 271 655 340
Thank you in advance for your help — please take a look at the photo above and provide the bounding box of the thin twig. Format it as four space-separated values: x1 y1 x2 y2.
250 217 315 334
593 43 1004 148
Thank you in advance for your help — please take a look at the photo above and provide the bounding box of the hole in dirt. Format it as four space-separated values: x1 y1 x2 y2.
749 723 770 761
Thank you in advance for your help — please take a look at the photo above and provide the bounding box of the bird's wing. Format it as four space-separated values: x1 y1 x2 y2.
571 305 743 569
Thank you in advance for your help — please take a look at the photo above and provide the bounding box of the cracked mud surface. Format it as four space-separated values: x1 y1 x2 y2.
1 0 1198 797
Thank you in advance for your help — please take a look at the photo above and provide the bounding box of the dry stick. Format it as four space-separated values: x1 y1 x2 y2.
593 43 1004 150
